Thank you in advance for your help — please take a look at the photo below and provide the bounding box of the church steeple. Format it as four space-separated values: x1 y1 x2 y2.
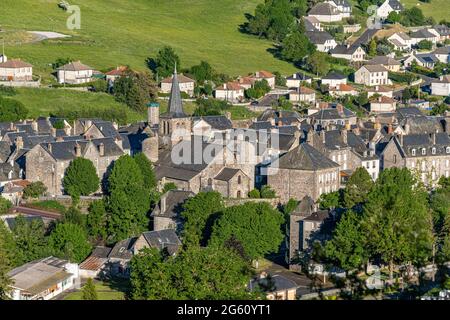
166 62 186 118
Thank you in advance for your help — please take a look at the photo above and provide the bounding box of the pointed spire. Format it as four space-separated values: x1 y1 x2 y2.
166 62 186 118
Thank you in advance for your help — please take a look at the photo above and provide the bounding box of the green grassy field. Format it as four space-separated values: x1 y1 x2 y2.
63 281 127 300
12 87 145 123
402 0 449 22
1 0 295 81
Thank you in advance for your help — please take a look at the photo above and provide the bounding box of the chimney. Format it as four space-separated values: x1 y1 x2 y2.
269 117 275 126
345 120 351 131
161 194 167 213
75 143 81 157
404 121 410 135
431 132 436 145
115 137 123 150
336 104 344 114
225 111 231 120
98 142 105 156
112 122 118 130
47 143 52 154
320 130 326 144
399 134 403 147
387 123 393 134
277 120 283 126
15 137 23 150
51 127 57 137
342 129 348 145
9 122 14 131
64 126 71 136
31 121 38 132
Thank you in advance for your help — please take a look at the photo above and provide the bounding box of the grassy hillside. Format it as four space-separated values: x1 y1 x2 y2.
1 0 295 81
402 0 449 22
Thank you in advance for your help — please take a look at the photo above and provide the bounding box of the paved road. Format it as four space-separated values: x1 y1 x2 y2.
12 206 62 220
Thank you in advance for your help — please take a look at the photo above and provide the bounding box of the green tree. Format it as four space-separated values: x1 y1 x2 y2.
133 153 157 190
11 215 50 265
23 182 47 199
114 70 158 112
87 200 108 241
306 52 330 76
260 185 277 198
63 206 86 228
418 40 433 51
343 167 374 209
319 191 341 210
273 71 286 87
106 155 151 241
210 202 284 260
0 96 28 122
182 192 224 246
0 223 14 299
153 46 180 78
0 197 12 215
368 38 377 56
162 182 177 194
325 210 368 271
248 189 261 198
386 11 401 24
82 278 98 300
362 168 434 279
130 246 255 300
63 158 100 198
189 61 213 84
49 223 92 263
281 30 315 64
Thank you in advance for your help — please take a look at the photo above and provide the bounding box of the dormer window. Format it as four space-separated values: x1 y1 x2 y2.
412 149 416 156
422 148 426 155
432 147 436 155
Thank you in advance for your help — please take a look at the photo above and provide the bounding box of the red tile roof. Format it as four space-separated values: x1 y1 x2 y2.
299 86 316 94
105 66 127 76
331 84 355 92
216 81 244 91
255 70 274 78
0 59 33 69
370 96 396 104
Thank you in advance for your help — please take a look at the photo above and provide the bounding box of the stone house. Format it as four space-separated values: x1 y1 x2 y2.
57 61 95 84
267 143 340 203
309 104 357 127
212 167 252 199
160 73 195 96
151 190 194 232
132 229 182 256
381 133 450 186
25 138 124 196
105 66 127 83
354 64 390 86
287 196 331 268
0 59 33 81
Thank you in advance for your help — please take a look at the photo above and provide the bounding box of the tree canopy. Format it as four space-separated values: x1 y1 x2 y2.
63 158 100 198
48 222 92 263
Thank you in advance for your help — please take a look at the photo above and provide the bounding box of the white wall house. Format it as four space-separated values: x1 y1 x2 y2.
8 257 79 300
367 85 394 98
289 87 316 104
308 2 343 22
306 31 337 53
214 82 245 103
330 45 366 62
321 72 347 88
160 74 195 96
251 71 276 89
326 0 352 18
431 75 450 96
57 61 95 84
0 59 33 81
354 65 390 86
286 73 312 88
370 96 397 113
388 32 412 51
377 0 403 19
329 84 358 97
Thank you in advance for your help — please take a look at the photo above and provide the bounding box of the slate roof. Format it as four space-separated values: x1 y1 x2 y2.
309 3 340 16
304 210 330 222
249 274 298 292
108 237 137 260
161 73 195 84
276 143 339 171
310 107 355 120
0 141 12 162
323 130 350 150
292 195 315 217
388 0 404 10
366 56 401 66
4 216 44 231
141 229 182 255
410 29 436 39
92 120 121 139
415 53 439 65
151 190 194 218
214 167 241 181
57 61 93 71
258 109 302 122
434 46 450 55
396 133 450 157
0 162 21 182
323 71 346 80
161 67 187 118
286 72 312 82
362 64 388 73
330 45 361 55
193 115 233 130
306 31 334 44
433 25 450 37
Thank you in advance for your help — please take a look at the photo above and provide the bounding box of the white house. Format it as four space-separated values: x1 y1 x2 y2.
321 72 347 88
214 82 245 103
433 46 450 64
329 83 358 97
410 29 439 45
404 53 439 69
105 66 127 83
289 86 316 104
160 73 195 96
303 16 323 32
251 70 276 89
370 96 397 113
306 31 337 53
286 72 312 88
388 32 412 51
8 257 79 300
367 85 394 98
326 0 352 18
0 59 33 81
376 0 404 19
365 56 401 72
308 2 343 22
431 75 450 96
57 61 95 84
330 45 366 62
354 65 390 86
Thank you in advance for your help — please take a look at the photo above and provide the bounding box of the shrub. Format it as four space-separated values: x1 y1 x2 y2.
23 182 47 199
248 189 261 198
